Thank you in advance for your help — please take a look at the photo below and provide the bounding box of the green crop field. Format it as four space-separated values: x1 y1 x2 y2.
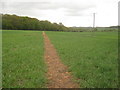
2 30 47 88
0 30 2 88
2 30 118 88
46 31 118 88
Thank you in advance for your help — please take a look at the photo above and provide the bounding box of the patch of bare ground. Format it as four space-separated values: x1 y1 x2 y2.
43 32 79 88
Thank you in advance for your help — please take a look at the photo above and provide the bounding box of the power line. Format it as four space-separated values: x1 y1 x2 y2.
93 13 95 28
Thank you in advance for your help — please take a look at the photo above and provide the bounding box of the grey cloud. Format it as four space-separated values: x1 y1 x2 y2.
1 1 96 16
118 1 120 26
3 2 52 10
0 1 5 13
1 2 52 16
64 5 96 16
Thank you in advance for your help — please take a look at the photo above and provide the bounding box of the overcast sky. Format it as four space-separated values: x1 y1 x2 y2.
0 0 119 27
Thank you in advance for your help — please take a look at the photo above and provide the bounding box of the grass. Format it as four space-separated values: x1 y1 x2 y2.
0 30 2 88
2 30 119 88
46 31 118 88
2 30 47 88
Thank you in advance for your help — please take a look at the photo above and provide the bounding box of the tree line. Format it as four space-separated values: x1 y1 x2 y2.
2 14 68 31
1 14 118 32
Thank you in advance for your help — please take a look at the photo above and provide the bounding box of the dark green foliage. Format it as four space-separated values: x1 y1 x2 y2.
1 14 118 32
2 14 68 31
68 27 118 32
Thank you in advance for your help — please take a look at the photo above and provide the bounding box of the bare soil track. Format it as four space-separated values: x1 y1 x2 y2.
43 32 79 88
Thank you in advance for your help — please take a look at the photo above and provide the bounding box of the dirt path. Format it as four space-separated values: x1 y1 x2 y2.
43 32 79 88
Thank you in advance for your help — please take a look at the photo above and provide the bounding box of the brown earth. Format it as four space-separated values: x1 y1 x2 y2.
43 31 79 88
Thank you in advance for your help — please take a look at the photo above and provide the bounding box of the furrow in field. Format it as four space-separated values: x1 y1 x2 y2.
43 31 79 88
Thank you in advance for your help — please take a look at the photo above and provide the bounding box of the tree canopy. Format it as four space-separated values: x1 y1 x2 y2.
2 14 68 31
1 14 118 32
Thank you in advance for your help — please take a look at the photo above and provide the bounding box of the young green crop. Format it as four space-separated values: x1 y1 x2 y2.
0 30 2 88
46 31 118 88
2 30 47 88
